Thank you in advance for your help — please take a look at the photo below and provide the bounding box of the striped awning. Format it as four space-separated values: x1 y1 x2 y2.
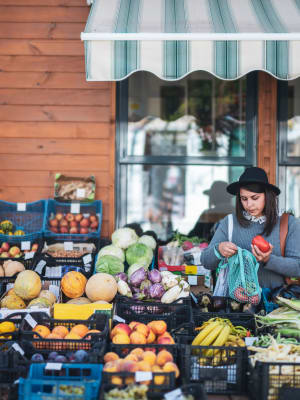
81 0 300 81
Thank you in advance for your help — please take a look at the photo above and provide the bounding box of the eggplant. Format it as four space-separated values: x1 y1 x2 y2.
129 267 147 287
140 279 151 298
115 272 128 282
149 283 165 300
148 269 162 284
211 296 227 312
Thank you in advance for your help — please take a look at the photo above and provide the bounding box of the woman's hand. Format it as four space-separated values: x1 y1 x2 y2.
251 243 273 263
218 242 238 258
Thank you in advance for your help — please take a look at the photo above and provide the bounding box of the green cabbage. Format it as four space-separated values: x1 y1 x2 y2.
125 243 153 267
138 235 156 250
95 255 124 275
112 227 138 249
97 245 125 262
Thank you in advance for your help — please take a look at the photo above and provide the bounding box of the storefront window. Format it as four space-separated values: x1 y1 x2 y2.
278 78 300 217
117 72 256 240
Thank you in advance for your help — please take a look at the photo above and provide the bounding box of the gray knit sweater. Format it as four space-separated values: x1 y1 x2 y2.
200 214 300 289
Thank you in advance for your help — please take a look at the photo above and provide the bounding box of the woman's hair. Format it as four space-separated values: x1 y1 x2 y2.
235 183 278 236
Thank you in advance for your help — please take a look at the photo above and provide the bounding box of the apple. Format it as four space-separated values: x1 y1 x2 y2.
75 214 83 222
69 227 78 234
60 219 68 227
90 221 98 230
1 242 10 252
80 227 88 234
9 246 21 257
60 226 68 234
49 218 58 227
55 213 64 221
66 213 74 222
70 220 77 228
50 227 58 233
80 218 90 228
89 215 98 223
0 252 9 258
31 243 39 252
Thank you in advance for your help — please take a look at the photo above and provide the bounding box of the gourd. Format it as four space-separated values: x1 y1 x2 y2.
14 270 42 300
85 273 117 302
61 271 87 299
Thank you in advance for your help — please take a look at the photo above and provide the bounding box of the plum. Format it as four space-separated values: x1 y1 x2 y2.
48 351 59 361
54 355 67 363
74 350 88 362
31 353 44 362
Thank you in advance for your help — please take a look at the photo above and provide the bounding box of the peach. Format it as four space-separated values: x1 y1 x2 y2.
112 333 130 344
147 320 167 336
46 333 62 340
128 321 139 330
146 329 156 344
104 352 119 363
130 331 147 345
136 360 152 385
124 354 139 362
163 362 180 378
130 348 144 360
120 360 138 372
156 350 173 366
103 360 119 373
64 332 81 340
134 323 149 337
85 329 101 340
33 325 51 338
70 324 89 338
9 246 21 257
52 326 69 338
142 351 156 367
157 333 175 345
152 365 165 385
111 323 132 338
111 376 122 385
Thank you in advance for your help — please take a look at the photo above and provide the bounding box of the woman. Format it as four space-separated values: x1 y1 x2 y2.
200 167 300 289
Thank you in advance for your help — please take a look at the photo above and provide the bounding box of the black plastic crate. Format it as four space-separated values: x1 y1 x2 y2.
0 238 43 270
249 360 300 400
179 336 248 395
0 312 28 344
20 312 109 351
114 294 193 332
32 255 93 279
0 346 27 385
0 384 18 400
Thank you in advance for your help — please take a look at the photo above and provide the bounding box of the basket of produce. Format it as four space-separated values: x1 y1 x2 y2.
178 317 248 394
18 363 103 400
0 200 47 242
0 238 41 271
248 338 300 400
44 199 102 240
0 312 29 344
54 174 96 203
20 312 109 351
195 293 258 313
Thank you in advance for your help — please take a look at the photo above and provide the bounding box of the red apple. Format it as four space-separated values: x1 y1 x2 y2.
66 213 74 222
1 242 10 252
80 227 88 234
69 227 78 234
89 214 98 223
69 220 77 228
80 218 90 228
60 219 68 227
50 227 58 233
55 213 64 221
90 221 98 230
75 214 83 222
0 252 9 258
9 246 21 257
60 226 68 234
49 218 58 227
31 243 39 252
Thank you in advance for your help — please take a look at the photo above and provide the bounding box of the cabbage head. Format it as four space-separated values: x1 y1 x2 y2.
126 243 153 267
95 255 124 275
97 245 125 262
138 235 156 250
112 227 138 249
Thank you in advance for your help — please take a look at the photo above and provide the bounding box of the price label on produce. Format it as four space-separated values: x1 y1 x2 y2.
6 283 14 291
113 315 126 323
25 314 37 328
71 203 80 214
17 203 26 211
164 388 183 400
21 241 31 250
45 363 62 371
12 343 24 356
45 266 62 278
76 188 85 198
25 251 34 260
245 337 257 346
83 254 92 265
35 260 46 274
49 285 60 300
187 275 198 286
135 371 152 382
64 242 73 251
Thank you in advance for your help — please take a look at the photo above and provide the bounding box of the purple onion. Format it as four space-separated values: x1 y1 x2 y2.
115 272 128 282
129 267 147 287
148 269 162 284
149 283 165 300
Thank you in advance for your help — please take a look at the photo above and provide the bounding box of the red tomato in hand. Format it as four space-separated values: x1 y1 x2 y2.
251 235 270 253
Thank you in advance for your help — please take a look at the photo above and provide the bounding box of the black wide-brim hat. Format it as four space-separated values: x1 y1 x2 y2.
226 167 281 195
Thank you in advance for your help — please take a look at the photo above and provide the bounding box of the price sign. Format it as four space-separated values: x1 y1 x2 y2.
25 251 34 260
71 203 80 214
164 388 183 400
21 241 31 250
12 343 24 356
135 371 152 382
113 315 126 323
35 260 46 274
49 285 60 300
76 188 85 198
187 275 198 286
17 203 26 211
45 363 62 371
83 254 92 265
25 314 37 328
64 242 73 251
245 337 257 346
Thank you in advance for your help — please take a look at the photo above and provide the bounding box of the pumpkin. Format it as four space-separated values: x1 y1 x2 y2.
3 260 25 277
66 297 91 305
27 297 52 309
14 270 42 300
1 294 26 309
38 290 56 306
85 273 117 303
61 271 87 299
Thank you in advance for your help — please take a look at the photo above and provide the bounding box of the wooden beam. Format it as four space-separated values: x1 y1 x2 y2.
257 71 277 185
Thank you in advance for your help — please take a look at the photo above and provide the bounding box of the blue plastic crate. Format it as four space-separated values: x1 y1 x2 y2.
262 288 279 314
44 199 102 240
19 363 103 400
0 200 47 243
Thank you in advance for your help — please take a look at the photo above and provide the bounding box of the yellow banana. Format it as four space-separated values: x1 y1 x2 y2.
200 323 224 346
205 324 231 357
192 321 220 346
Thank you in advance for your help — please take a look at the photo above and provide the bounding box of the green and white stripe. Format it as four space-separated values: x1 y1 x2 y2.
83 0 300 81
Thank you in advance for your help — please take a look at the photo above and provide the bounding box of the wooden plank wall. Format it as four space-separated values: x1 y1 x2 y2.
257 71 277 184
0 0 115 237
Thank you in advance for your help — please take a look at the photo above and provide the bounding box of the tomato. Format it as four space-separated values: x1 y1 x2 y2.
234 287 249 302
251 235 270 253
249 294 260 305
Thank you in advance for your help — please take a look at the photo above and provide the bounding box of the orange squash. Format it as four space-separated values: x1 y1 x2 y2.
61 271 87 299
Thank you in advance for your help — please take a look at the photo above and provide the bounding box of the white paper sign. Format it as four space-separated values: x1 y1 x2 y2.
25 251 34 260
17 203 26 211
113 315 126 323
187 275 198 286
135 371 152 382
49 284 60 300
83 254 92 264
45 363 62 371
35 260 46 274
6 283 14 291
21 241 31 250
45 266 62 278
76 188 85 198
164 388 183 400
25 313 37 328
245 337 257 346
64 242 73 251
70 203 80 214
83 213 90 218
12 343 24 356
